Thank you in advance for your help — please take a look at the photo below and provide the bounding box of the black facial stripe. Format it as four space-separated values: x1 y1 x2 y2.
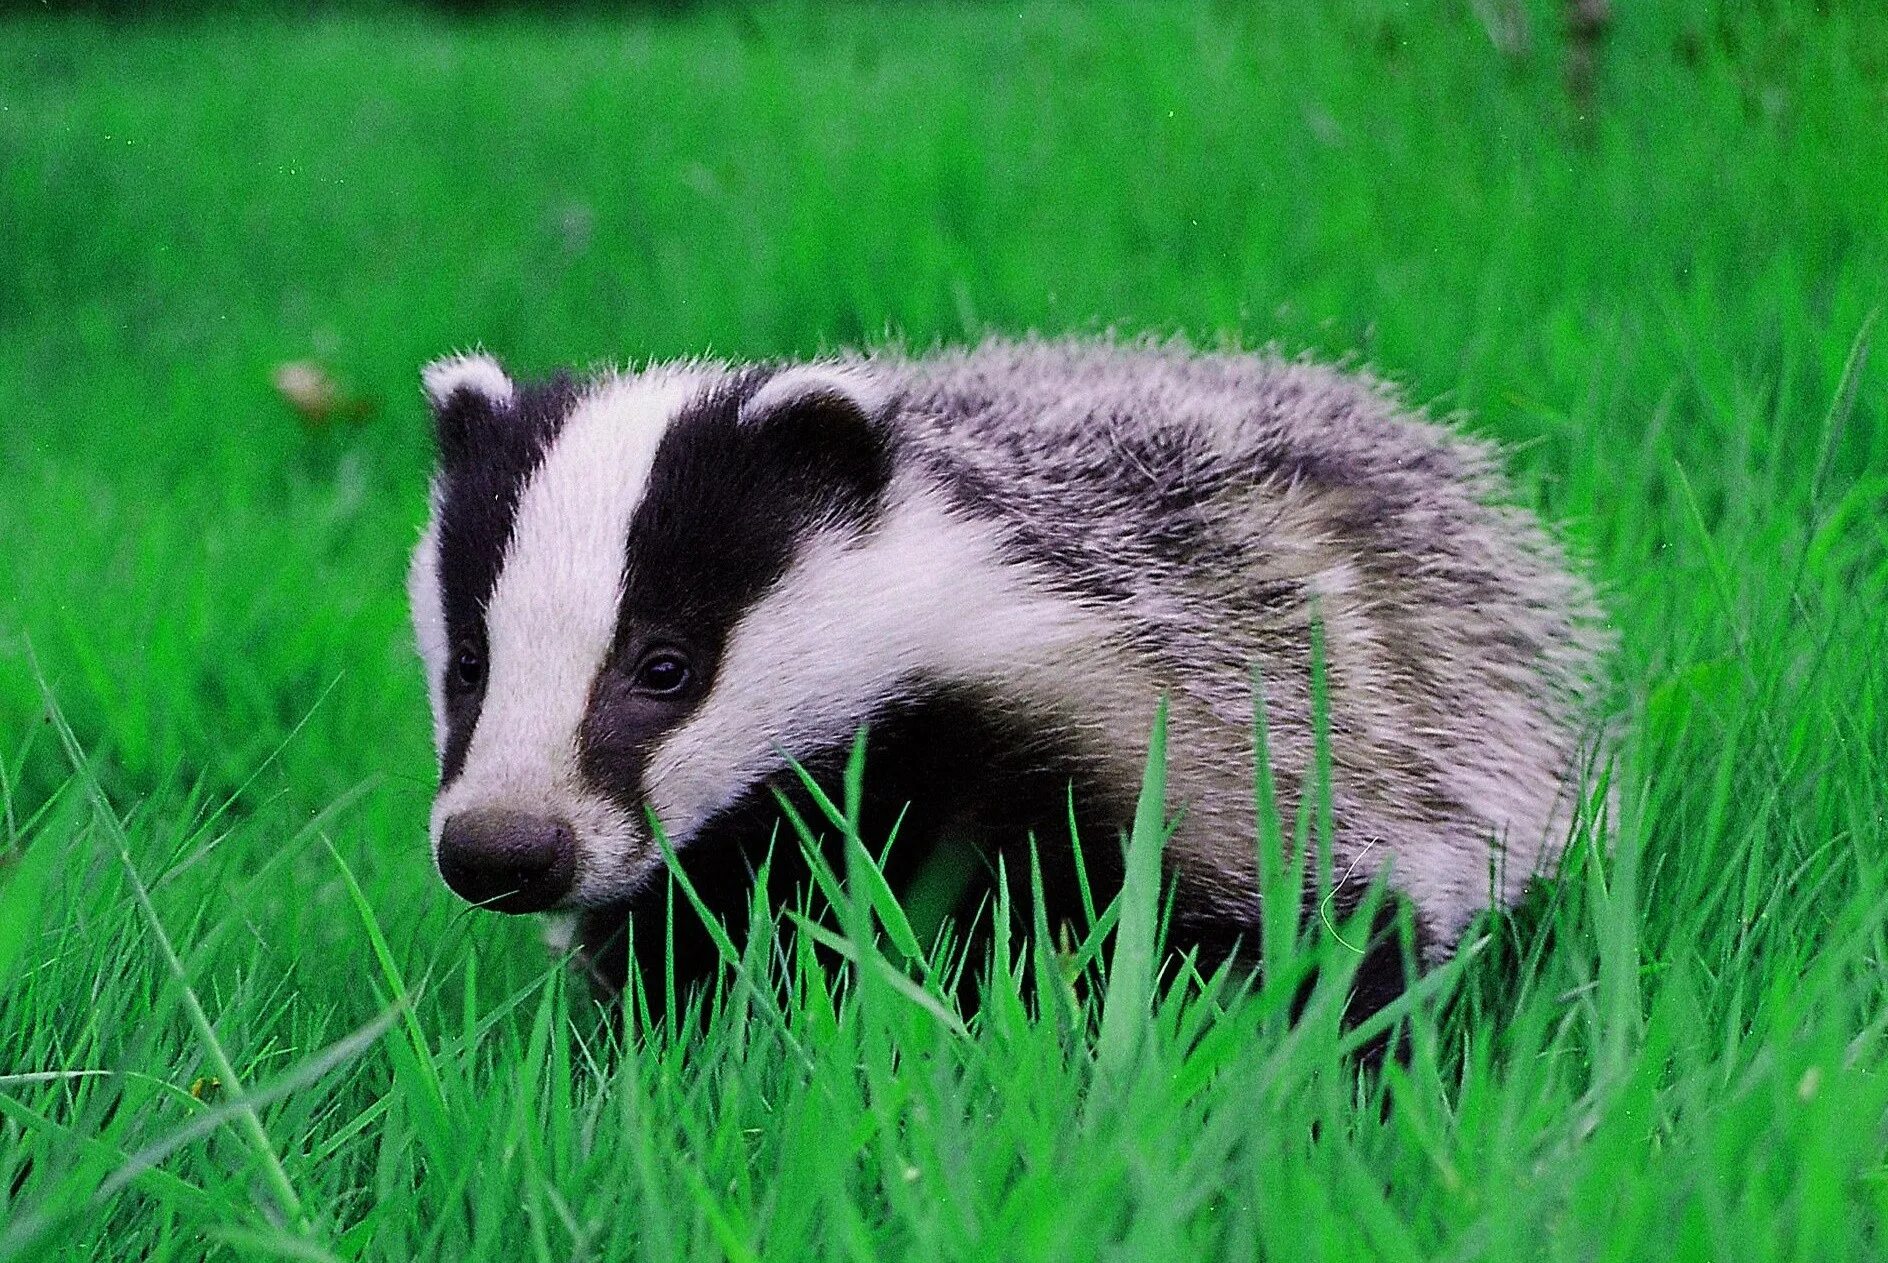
621 373 783 635
432 374 579 785
574 369 896 815
621 371 892 632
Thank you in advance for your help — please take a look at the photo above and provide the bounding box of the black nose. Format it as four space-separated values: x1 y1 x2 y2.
437 809 577 914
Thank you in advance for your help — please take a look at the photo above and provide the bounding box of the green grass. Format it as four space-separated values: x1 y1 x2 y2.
3 0 1886 1257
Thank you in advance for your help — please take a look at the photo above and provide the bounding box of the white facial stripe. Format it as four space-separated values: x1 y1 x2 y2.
643 488 1109 845
406 505 447 758
431 369 707 897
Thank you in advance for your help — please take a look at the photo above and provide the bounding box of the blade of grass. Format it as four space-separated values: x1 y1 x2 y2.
30 653 311 1235
648 810 816 1073
319 834 446 1119
1093 698 1169 1089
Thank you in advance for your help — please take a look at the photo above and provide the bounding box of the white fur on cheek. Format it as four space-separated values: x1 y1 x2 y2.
430 369 708 903
406 509 448 759
643 487 1111 844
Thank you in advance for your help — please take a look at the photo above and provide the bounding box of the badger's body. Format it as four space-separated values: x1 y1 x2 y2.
409 339 1607 996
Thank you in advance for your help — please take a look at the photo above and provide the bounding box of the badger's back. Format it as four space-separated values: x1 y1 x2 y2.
867 340 1609 951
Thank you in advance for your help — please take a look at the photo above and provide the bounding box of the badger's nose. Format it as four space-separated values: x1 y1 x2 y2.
437 809 577 914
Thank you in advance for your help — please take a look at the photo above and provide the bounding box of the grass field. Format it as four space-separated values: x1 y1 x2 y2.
3 0 1887 1257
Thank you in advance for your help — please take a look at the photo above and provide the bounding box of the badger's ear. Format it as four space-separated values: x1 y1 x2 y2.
738 365 891 492
421 352 517 465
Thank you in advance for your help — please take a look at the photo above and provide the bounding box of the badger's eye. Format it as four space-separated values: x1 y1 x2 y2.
632 650 693 696
450 643 486 694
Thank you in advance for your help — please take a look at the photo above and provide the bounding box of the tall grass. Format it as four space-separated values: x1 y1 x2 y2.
2 1 1885 1257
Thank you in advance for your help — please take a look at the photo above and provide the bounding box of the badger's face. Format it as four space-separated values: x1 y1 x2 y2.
407 352 901 914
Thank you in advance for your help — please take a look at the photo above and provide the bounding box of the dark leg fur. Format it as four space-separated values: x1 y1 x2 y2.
573 692 1425 1052
574 688 1126 1018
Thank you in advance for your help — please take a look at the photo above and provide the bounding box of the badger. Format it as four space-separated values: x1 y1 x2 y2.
407 338 1608 1007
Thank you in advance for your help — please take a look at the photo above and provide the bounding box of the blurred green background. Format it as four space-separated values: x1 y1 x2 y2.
2 2 1885 1258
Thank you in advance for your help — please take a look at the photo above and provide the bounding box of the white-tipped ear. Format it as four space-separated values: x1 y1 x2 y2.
741 364 886 426
422 351 516 410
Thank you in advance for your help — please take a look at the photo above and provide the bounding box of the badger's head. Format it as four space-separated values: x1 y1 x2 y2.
407 351 913 915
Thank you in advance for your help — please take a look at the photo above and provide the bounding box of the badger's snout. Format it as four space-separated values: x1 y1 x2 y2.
437 809 577 914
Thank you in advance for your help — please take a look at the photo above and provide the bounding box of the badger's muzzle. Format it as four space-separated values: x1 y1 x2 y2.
437 808 577 914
